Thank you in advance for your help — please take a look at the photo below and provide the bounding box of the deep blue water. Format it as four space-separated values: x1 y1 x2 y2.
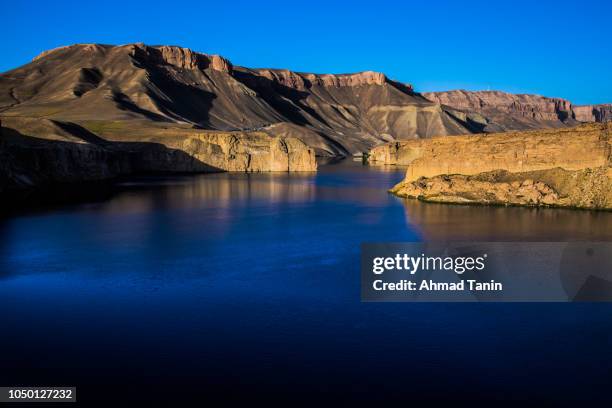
1 161 612 404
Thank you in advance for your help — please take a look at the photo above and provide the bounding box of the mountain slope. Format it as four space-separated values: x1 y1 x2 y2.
0 43 481 155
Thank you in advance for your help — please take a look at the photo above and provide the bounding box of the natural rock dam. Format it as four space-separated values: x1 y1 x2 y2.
0 117 316 193
377 123 612 210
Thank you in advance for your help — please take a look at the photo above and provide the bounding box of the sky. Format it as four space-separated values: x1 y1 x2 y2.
1 0 610 105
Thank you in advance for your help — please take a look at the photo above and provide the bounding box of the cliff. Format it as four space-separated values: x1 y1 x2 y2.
424 90 611 134
0 117 316 192
387 123 612 210
422 90 580 131
573 104 612 123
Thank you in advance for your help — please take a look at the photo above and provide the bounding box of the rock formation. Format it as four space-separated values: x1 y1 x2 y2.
423 90 576 131
573 104 612 123
0 117 315 193
0 43 491 159
387 123 612 210
423 90 611 133
2 43 611 194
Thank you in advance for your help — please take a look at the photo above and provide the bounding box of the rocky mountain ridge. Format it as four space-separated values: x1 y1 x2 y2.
0 43 507 157
2 44 610 154
423 90 610 132
1 43 610 194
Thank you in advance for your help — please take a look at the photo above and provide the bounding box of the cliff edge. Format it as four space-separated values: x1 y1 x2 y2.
385 123 612 210
0 117 316 193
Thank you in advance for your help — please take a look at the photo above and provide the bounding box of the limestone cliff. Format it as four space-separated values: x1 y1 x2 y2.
391 168 612 209
0 117 316 192
387 123 612 210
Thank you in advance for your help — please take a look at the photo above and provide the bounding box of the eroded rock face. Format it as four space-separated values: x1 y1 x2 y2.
423 90 612 131
162 132 316 172
9 43 611 159
424 90 572 119
371 123 610 177
369 141 423 166
134 44 234 73
255 70 389 91
391 168 612 209
387 123 612 210
0 43 486 156
573 104 612 123
0 117 316 192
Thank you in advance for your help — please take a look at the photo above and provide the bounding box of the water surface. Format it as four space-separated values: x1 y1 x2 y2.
1 161 611 404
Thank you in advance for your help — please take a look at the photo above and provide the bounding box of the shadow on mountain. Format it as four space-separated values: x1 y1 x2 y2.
443 107 489 133
387 79 418 96
233 70 331 128
144 77 217 126
129 49 217 126
74 67 103 97
112 91 173 122
52 120 111 145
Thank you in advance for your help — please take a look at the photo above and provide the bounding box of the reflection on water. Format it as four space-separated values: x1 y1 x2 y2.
403 199 612 241
93 172 318 217
1 160 612 403
0 161 415 283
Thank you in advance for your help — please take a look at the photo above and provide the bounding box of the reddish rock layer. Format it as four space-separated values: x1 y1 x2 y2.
423 90 574 123
573 104 612 123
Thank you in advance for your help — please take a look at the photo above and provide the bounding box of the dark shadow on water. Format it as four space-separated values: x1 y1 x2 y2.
0 124 224 214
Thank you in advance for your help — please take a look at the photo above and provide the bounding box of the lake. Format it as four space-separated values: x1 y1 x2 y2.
1 160 611 404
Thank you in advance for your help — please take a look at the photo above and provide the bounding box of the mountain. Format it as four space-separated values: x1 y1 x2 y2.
423 90 610 132
0 43 490 156
1 43 611 193
3 44 610 158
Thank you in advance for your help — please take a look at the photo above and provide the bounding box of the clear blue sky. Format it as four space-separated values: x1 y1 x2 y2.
2 0 610 104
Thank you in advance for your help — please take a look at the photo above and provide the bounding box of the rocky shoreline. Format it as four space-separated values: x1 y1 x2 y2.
1 43 611 202
380 123 612 210
391 167 612 210
0 117 316 193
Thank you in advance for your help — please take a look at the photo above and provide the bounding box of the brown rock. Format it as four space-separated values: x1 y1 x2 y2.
372 123 611 181
391 167 612 210
0 43 482 157
0 116 316 192
388 123 612 210
423 90 611 131
209 54 233 73
573 104 612 123
7 43 611 160
424 90 573 122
